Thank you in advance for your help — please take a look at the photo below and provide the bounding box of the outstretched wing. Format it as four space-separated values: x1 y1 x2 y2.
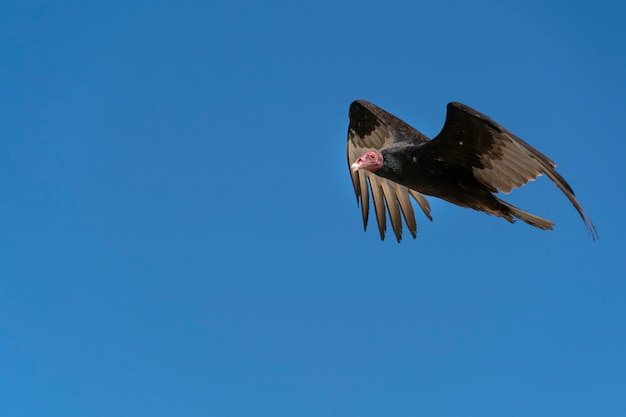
347 100 432 242
419 102 597 239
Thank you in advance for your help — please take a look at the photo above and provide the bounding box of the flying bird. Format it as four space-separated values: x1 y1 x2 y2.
347 100 597 242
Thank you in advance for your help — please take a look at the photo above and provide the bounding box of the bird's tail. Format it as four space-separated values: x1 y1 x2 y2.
498 199 555 231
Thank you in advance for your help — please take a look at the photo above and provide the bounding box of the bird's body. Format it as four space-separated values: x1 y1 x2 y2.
378 143 550 228
347 100 597 241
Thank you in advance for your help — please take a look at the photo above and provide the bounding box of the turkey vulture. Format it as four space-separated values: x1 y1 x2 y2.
347 100 597 242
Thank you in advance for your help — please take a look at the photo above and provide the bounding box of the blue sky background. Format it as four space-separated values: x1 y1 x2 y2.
2 1 625 416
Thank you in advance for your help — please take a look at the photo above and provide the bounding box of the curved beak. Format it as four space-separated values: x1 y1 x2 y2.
350 161 361 172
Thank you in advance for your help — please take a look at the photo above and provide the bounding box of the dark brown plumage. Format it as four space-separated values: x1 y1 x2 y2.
347 100 597 242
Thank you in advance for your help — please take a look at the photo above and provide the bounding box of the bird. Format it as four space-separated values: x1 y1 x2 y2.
347 99 597 242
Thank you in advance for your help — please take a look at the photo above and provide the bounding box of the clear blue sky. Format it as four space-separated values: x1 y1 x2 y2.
2 1 624 416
